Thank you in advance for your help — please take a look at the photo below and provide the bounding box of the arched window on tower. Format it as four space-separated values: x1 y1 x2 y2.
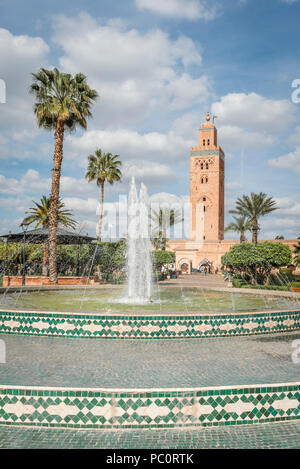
206 177 208 183
201 163 204 170
201 178 204 184
206 163 209 169
207 139 210 146
203 139 205 146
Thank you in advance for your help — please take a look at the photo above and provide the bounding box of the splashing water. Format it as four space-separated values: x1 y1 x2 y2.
125 177 153 304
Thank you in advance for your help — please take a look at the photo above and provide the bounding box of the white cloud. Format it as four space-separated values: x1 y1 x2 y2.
52 13 210 127
66 128 191 167
268 147 300 176
212 92 296 134
135 0 218 21
123 161 176 185
0 170 98 198
0 28 49 138
217 125 275 149
209 93 297 152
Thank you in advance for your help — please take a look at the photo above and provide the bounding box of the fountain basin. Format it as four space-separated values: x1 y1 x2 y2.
0 333 299 429
0 286 299 339
0 286 299 313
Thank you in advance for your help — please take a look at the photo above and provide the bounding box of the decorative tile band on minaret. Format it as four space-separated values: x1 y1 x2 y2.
190 112 225 242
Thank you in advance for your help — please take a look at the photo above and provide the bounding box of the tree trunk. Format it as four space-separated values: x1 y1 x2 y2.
49 119 65 283
252 218 258 244
97 181 104 242
240 231 245 243
42 242 49 276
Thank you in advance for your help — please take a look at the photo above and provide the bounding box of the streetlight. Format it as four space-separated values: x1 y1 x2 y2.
21 224 28 286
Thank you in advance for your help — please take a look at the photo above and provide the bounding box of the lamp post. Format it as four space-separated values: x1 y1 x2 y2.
21 225 28 286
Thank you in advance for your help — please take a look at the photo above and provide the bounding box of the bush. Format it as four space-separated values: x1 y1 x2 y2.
152 251 175 270
291 282 300 288
241 284 289 291
222 242 292 285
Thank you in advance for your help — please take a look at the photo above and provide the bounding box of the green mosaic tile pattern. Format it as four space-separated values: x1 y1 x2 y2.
1 421 300 448
0 310 300 339
0 384 299 429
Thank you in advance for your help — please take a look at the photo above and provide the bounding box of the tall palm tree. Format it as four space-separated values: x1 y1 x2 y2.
30 68 98 282
21 196 77 275
150 208 183 250
229 192 278 244
225 216 252 243
85 149 122 241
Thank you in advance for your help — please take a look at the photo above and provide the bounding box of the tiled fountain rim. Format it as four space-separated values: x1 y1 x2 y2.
1 381 299 428
1 381 299 394
1 307 300 317
1 308 300 339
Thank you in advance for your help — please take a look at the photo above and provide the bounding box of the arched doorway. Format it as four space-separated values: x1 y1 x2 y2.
199 259 213 273
177 258 192 275
181 263 189 274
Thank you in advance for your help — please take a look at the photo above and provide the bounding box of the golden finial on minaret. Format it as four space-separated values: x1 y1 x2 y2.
206 111 210 122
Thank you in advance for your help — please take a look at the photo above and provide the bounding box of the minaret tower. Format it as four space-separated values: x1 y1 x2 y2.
190 112 225 241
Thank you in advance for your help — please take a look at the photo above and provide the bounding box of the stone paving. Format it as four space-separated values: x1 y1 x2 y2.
1 332 299 388
1 421 300 448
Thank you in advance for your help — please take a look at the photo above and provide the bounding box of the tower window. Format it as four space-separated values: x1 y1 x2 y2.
208 139 210 146
206 163 209 169
206 177 208 183
203 197 206 202
201 178 204 184
203 139 205 146
201 163 204 170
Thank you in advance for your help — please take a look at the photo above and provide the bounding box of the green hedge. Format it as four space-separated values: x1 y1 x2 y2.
152 251 175 269
241 284 289 291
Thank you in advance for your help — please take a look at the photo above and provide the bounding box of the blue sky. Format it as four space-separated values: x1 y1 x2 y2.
0 0 300 240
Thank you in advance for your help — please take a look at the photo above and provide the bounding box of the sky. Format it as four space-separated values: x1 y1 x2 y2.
0 0 300 240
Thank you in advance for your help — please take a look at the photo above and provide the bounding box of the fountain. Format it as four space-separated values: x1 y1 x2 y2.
126 177 152 303
0 179 299 434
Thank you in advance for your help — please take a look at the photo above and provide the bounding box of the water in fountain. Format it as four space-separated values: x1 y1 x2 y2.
126 177 153 303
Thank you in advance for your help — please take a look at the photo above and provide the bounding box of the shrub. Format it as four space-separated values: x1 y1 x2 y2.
152 251 175 270
222 242 292 285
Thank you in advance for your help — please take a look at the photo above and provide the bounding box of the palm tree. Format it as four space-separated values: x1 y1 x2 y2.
225 216 252 243
21 196 77 276
30 68 98 282
150 208 183 250
85 149 122 241
229 192 279 244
